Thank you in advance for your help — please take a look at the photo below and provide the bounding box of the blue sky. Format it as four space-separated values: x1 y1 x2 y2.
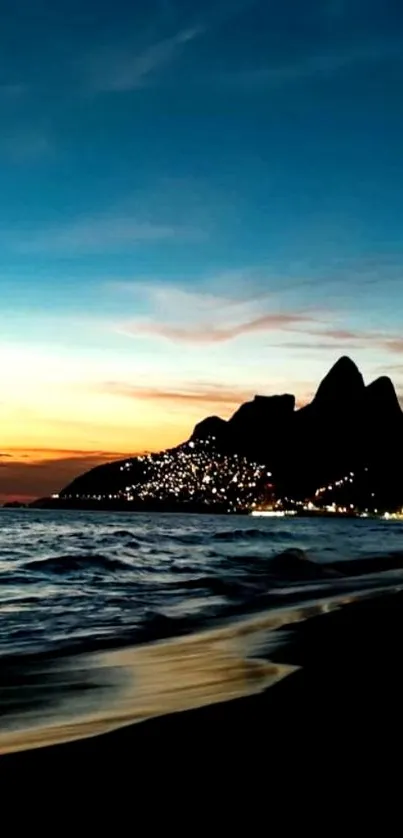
1 0 403 496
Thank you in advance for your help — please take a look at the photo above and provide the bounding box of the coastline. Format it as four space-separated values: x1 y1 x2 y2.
3 499 388 519
3 584 403 790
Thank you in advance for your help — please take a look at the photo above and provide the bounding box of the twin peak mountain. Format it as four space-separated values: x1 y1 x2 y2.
63 357 403 507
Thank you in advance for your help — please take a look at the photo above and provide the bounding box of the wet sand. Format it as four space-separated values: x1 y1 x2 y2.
2 588 403 808
0 589 375 755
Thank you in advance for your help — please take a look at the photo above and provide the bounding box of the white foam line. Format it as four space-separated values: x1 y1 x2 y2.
1 580 401 755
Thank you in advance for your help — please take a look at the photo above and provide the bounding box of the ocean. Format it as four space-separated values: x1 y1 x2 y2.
2 509 403 755
2 508 403 658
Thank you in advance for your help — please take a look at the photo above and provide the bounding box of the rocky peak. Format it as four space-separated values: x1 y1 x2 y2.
313 356 365 407
229 394 295 428
366 376 402 418
191 415 227 441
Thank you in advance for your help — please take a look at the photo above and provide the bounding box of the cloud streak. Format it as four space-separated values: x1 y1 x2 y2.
267 327 403 357
89 27 203 92
114 280 403 353
12 216 196 255
383 340 403 355
99 381 256 408
314 328 403 355
225 37 403 89
123 311 315 344
113 278 323 344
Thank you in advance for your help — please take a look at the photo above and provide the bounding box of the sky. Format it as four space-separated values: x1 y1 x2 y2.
1 0 403 500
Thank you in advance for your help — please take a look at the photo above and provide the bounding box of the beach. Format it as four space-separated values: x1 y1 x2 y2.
2 586 403 809
1 510 403 816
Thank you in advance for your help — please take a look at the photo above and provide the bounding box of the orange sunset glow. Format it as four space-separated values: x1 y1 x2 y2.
0 323 401 502
0 378 262 500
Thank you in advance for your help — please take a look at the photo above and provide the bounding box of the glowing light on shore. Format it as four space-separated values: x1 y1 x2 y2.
64 437 272 511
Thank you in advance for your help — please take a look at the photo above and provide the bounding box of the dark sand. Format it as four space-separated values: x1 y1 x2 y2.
2 590 402 812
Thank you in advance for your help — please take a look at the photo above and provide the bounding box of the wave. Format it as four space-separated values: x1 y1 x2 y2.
168 533 204 546
266 548 403 583
172 549 403 596
126 539 142 550
212 528 296 542
0 572 39 586
6 574 400 757
0 600 300 756
166 574 249 597
95 533 142 548
266 549 339 581
25 553 131 575
330 552 403 576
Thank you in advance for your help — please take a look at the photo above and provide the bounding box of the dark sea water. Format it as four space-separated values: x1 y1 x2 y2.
2 508 403 660
3 509 403 755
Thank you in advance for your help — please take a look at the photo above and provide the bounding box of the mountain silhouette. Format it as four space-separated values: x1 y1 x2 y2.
59 357 403 510
313 356 365 407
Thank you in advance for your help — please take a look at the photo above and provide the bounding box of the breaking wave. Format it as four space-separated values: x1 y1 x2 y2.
1 509 403 661
25 553 131 575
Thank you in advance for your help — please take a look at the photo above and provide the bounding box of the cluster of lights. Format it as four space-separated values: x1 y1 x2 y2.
67 438 272 511
254 466 380 517
124 439 271 509
255 498 355 516
383 510 403 521
61 448 403 520
308 471 359 513
313 469 367 499
308 466 380 515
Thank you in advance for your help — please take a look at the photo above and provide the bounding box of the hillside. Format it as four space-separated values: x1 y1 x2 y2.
57 357 403 511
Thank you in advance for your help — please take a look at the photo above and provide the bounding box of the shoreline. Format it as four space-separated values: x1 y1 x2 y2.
2 500 393 520
1 590 401 819
2 589 403 825
3 582 403 771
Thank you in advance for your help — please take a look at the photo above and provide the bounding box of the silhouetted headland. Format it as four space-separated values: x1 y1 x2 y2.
31 357 403 512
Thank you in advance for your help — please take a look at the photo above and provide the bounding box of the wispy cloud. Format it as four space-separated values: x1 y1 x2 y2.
112 277 403 352
87 27 203 92
11 216 197 255
99 381 256 408
224 37 403 89
113 279 318 344
114 278 267 318
126 311 315 344
112 270 264 301
275 341 356 352
96 377 329 415
307 326 374 343
268 327 403 357
317 328 403 355
383 340 403 355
